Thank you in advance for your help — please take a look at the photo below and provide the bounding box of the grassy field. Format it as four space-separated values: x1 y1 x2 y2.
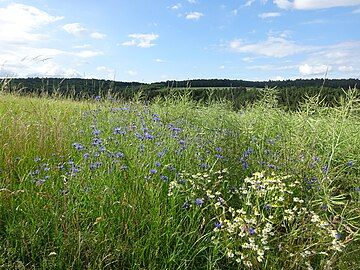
0 90 359 269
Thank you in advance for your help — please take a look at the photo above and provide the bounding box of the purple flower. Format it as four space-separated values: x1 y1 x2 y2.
322 165 329 174
92 129 101 136
215 147 222 152
155 161 161 167
347 160 354 167
249 227 255 235
264 204 272 211
195 198 204 206
144 132 154 140
160 175 169 182
114 127 126 135
150 169 157 174
214 222 222 229
73 143 84 151
115 152 124 158
181 201 190 210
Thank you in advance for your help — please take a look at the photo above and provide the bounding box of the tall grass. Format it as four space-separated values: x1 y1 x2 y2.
0 89 359 269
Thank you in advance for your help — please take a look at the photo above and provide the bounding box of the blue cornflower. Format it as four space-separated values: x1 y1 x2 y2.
94 96 101 101
322 165 329 174
347 160 354 167
114 127 126 135
215 147 222 152
115 152 125 158
215 154 223 159
92 129 101 136
83 153 90 159
268 164 276 170
179 139 185 145
92 138 102 146
160 175 169 182
182 201 190 210
214 222 222 229
195 198 204 206
249 227 255 235
155 161 161 167
264 204 272 211
72 143 84 151
354 187 360 192
144 132 154 140
149 169 157 174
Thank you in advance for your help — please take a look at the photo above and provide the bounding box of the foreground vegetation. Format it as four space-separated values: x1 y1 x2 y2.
0 89 359 269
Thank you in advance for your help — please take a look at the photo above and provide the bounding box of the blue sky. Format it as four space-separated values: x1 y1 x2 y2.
0 0 359 82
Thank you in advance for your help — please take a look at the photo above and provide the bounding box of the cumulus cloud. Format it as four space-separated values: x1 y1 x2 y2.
170 3 182 10
258 12 281 18
229 36 313 57
90 32 106 39
274 0 360 10
122 33 159 48
0 3 63 43
63 23 86 36
186 12 204 20
299 64 330 75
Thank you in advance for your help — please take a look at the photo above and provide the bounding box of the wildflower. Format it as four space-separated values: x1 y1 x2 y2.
83 153 90 159
215 154 224 159
149 169 157 174
155 161 161 167
347 160 354 167
114 127 126 135
182 201 190 210
92 129 101 136
115 152 124 158
264 204 272 211
94 96 101 101
215 147 222 152
160 175 169 182
355 187 360 192
214 221 222 229
249 227 255 235
322 165 329 174
195 198 204 206
72 143 84 151
144 132 154 140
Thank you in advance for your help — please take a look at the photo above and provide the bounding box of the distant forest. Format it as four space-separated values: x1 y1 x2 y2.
1 77 359 110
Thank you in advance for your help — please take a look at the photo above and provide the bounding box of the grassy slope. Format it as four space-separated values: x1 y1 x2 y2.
0 92 359 269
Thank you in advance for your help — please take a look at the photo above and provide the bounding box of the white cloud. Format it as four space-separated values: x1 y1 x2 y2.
229 36 313 57
219 65 225 69
299 64 330 75
74 44 91 49
63 23 86 36
0 3 63 42
75 50 104 58
244 0 256 7
170 3 182 10
231 9 238 15
258 12 281 18
90 32 106 39
122 33 159 48
274 0 360 10
126 70 138 76
155 58 167 63
338 65 354 72
188 0 197 3
186 12 204 20
273 0 293 9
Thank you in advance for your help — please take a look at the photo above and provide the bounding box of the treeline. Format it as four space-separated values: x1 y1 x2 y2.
1 77 359 110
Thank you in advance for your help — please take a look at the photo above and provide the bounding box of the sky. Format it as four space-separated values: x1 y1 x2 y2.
0 0 359 82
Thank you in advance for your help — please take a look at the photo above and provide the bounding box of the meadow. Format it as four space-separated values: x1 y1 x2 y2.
0 88 359 269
